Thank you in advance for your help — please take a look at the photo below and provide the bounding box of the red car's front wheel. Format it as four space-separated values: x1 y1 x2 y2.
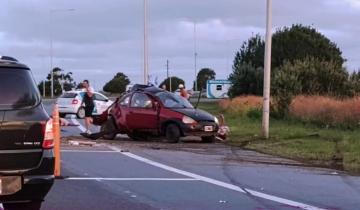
165 123 181 143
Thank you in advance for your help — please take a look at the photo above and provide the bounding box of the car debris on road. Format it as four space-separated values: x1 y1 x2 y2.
60 118 79 127
68 140 96 146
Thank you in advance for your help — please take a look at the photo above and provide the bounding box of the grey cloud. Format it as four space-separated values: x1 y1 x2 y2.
0 0 359 88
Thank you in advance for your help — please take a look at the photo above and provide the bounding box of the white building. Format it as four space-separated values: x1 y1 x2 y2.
206 80 232 99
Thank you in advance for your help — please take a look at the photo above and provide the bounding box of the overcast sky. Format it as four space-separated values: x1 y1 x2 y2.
0 0 359 90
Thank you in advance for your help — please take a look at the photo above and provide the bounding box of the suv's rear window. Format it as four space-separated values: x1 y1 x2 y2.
60 92 78 98
0 68 41 110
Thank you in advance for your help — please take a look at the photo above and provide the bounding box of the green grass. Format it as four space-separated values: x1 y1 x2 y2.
196 102 360 173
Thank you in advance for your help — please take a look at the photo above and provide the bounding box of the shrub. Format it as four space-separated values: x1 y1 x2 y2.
219 96 262 116
272 58 351 117
290 95 360 127
246 108 262 119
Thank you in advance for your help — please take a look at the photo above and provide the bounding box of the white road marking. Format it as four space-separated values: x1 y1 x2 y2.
65 177 198 181
108 145 325 210
62 150 117 153
71 118 86 132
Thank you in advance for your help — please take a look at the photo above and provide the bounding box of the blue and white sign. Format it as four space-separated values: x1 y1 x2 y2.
206 80 232 99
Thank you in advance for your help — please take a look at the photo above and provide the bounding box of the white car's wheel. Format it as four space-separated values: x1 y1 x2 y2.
77 107 85 119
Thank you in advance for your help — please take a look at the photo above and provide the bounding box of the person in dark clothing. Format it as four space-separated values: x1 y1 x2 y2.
82 80 95 134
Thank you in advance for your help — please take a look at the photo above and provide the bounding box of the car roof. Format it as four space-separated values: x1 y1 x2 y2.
0 57 29 69
143 86 164 94
130 84 164 95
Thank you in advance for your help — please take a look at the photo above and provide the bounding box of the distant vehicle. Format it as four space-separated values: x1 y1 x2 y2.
0 56 54 210
206 80 232 99
57 90 113 118
99 85 219 143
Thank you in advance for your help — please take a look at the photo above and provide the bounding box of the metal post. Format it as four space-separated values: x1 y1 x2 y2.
170 77 172 92
168 60 172 92
166 59 171 91
43 80 46 98
262 0 273 139
226 39 230 75
166 59 169 79
143 0 149 85
50 11 54 98
194 21 198 91
49 8 75 98
60 74 64 94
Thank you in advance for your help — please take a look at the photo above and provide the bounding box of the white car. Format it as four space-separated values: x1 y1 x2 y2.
57 90 113 119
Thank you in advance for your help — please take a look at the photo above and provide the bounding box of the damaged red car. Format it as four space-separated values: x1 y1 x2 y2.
97 85 219 143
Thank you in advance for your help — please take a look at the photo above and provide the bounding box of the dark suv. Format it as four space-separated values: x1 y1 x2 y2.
0 56 54 210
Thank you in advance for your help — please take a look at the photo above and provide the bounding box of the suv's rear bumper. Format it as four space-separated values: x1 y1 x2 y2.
0 150 55 203
1 176 54 203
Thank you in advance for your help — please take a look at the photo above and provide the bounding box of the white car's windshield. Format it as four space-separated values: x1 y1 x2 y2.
156 91 193 109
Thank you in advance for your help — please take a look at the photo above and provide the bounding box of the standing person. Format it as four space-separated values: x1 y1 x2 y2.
82 80 95 135
179 84 189 100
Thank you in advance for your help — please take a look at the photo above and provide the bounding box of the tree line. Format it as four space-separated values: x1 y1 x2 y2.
228 24 360 116
38 67 216 96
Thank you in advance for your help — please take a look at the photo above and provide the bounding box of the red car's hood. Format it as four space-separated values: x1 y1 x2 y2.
172 108 215 122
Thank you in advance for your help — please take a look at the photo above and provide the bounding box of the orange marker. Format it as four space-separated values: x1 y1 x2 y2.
53 103 61 177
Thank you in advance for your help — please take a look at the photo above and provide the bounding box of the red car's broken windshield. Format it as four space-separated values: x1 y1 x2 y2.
155 91 193 109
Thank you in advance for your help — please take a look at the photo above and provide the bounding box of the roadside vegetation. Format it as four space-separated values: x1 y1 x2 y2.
197 98 360 174
214 24 360 173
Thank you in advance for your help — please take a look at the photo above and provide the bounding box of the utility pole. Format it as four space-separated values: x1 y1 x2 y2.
166 60 169 78
143 0 149 85
50 11 54 98
43 80 46 98
49 8 75 98
194 21 198 91
166 59 172 92
262 0 273 139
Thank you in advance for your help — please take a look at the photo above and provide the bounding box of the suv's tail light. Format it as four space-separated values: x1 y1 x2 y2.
72 99 79 105
43 119 54 149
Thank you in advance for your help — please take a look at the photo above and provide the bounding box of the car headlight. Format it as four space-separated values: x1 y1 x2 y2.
182 116 197 124
214 116 219 124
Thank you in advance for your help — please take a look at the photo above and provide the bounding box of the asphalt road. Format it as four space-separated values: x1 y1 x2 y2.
32 102 360 209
